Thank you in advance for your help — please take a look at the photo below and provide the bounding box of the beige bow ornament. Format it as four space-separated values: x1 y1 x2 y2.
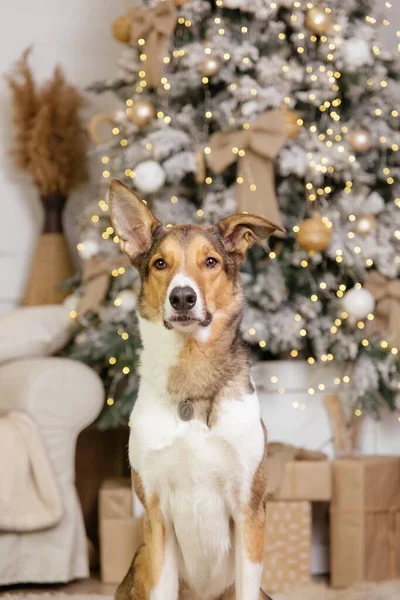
129 0 177 89
364 271 400 350
206 111 287 229
78 255 132 317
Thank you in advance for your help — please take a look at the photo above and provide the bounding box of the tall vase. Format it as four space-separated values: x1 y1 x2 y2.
22 194 74 306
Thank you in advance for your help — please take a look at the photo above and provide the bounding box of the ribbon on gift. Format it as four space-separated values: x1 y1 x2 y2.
129 0 177 89
364 271 400 350
78 254 132 316
206 111 287 229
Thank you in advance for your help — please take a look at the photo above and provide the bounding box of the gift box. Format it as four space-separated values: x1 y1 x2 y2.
261 501 312 594
99 478 143 584
274 461 331 501
330 456 400 588
266 443 331 501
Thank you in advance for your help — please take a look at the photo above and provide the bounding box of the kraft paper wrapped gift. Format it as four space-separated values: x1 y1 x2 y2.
273 461 331 501
266 443 331 501
99 478 143 584
261 501 312 594
331 456 400 589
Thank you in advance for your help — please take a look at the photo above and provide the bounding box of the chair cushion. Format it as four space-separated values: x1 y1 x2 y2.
0 306 72 363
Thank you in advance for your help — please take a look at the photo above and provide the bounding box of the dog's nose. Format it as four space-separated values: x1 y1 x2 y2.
169 286 197 312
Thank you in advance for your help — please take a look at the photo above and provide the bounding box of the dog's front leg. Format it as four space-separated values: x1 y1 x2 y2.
147 505 179 600
234 503 266 600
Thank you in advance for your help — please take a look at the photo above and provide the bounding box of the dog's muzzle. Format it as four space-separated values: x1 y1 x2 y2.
164 275 212 331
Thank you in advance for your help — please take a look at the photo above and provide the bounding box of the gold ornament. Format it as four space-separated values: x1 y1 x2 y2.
282 108 301 140
127 99 156 127
173 0 189 5
297 213 332 252
112 14 132 44
305 7 332 35
199 55 222 77
349 128 373 152
88 111 119 145
354 214 377 236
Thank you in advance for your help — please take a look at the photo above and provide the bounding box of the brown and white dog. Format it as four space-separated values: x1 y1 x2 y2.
109 179 283 600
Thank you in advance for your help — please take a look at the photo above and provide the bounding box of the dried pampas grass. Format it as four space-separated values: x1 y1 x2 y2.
6 48 88 197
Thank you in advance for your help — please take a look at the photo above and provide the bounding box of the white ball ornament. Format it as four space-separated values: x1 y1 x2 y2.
118 290 137 312
354 214 377 236
343 38 373 72
133 160 166 194
79 239 99 260
342 287 375 320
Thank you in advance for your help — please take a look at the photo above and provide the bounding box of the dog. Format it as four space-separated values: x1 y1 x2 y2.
109 179 282 600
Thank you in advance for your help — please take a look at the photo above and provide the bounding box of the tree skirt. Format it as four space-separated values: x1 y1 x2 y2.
3 581 400 599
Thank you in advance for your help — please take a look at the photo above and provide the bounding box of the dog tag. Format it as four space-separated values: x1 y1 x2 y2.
178 399 194 421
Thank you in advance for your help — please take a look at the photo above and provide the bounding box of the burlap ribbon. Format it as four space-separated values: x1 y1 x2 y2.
78 255 132 317
206 111 287 228
130 0 177 89
364 271 400 350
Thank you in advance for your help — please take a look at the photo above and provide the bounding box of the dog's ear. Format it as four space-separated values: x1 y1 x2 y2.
217 213 285 261
109 179 161 262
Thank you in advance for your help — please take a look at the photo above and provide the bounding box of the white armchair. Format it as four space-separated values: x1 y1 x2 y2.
0 307 104 584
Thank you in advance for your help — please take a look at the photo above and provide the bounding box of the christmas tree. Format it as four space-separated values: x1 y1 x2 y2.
65 0 400 429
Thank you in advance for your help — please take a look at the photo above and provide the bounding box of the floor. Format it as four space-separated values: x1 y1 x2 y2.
2 575 328 597
1 575 116 597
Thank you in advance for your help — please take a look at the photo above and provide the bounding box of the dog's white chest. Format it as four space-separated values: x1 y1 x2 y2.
129 386 264 599
128 318 265 598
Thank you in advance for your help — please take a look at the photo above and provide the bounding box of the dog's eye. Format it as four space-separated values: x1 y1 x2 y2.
205 257 218 268
154 258 167 270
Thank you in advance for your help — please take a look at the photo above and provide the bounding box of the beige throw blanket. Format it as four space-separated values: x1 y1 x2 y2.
0 411 63 531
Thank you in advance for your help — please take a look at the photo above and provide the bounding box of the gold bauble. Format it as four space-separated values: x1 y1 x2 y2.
127 99 156 127
199 55 222 77
297 213 332 252
354 214 377 236
112 14 132 44
305 7 332 35
282 108 301 140
173 0 190 5
349 128 373 152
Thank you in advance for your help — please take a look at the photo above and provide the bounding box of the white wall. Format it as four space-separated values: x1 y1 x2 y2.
0 1 399 313
0 0 132 313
